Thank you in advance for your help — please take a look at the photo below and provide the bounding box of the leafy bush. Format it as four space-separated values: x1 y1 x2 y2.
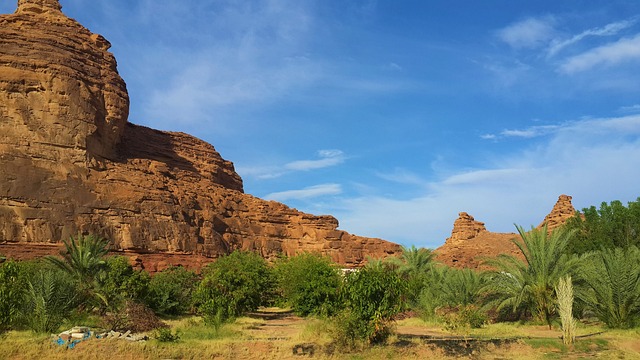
418 265 484 320
274 253 342 317
154 327 181 342
22 269 78 333
96 256 150 312
578 246 640 328
333 264 405 346
194 251 275 325
438 304 487 330
0 261 25 333
146 266 197 316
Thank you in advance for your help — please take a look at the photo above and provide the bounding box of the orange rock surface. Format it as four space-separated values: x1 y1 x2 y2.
435 195 577 269
0 0 400 271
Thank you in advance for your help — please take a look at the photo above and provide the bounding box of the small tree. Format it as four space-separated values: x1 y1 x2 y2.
334 264 406 347
146 266 197 316
194 251 274 325
95 256 150 313
274 253 342 317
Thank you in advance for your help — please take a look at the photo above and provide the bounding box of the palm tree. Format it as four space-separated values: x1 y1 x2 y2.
578 246 640 328
45 234 110 282
482 224 582 328
392 245 435 275
386 246 435 307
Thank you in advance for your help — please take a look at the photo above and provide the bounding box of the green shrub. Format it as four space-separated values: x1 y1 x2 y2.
578 246 640 328
333 264 405 346
96 256 150 312
22 269 78 333
0 261 25 333
274 253 342 317
146 266 197 316
194 251 275 324
438 305 487 330
154 327 181 342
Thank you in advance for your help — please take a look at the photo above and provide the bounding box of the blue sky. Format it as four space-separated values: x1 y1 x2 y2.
4 1 640 248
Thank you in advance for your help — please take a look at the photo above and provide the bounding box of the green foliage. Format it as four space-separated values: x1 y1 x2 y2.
95 256 150 312
146 266 197 316
333 264 405 346
482 225 583 328
0 261 25 333
45 234 110 283
565 198 640 254
22 269 78 333
194 251 274 324
577 246 640 328
154 327 181 342
439 304 487 330
386 246 435 307
274 253 342 317
418 265 485 319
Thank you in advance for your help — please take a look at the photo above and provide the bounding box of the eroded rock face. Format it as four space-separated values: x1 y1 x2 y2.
436 195 577 269
445 212 487 244
538 194 577 230
0 1 400 270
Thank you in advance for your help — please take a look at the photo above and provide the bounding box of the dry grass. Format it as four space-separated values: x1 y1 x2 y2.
0 312 638 360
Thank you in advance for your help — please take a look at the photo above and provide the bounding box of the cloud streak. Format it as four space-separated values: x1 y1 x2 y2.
547 18 637 57
285 150 345 171
265 183 342 202
559 34 640 74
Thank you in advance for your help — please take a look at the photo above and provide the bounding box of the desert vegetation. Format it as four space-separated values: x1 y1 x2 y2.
1 197 640 359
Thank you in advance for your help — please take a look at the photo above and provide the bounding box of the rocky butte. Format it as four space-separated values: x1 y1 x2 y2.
0 0 401 272
435 195 578 269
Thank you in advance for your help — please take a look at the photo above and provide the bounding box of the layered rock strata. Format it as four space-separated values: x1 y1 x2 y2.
0 0 400 270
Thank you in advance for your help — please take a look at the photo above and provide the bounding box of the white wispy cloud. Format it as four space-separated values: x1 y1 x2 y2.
376 168 425 185
619 104 640 113
285 150 345 171
483 115 640 140
329 114 640 248
265 183 342 202
559 33 640 74
237 149 346 180
547 18 637 57
497 17 556 49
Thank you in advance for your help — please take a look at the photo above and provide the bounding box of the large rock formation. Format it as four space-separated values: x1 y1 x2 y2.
538 194 577 230
0 0 400 271
435 195 577 269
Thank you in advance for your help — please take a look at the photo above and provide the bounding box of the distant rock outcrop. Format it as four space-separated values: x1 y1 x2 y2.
435 195 578 269
0 0 400 271
538 194 577 230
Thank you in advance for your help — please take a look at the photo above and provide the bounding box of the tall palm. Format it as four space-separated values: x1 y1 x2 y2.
45 234 110 282
578 246 640 328
483 224 582 328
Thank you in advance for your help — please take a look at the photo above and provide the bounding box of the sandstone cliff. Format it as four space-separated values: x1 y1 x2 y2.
0 0 400 271
435 195 578 269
